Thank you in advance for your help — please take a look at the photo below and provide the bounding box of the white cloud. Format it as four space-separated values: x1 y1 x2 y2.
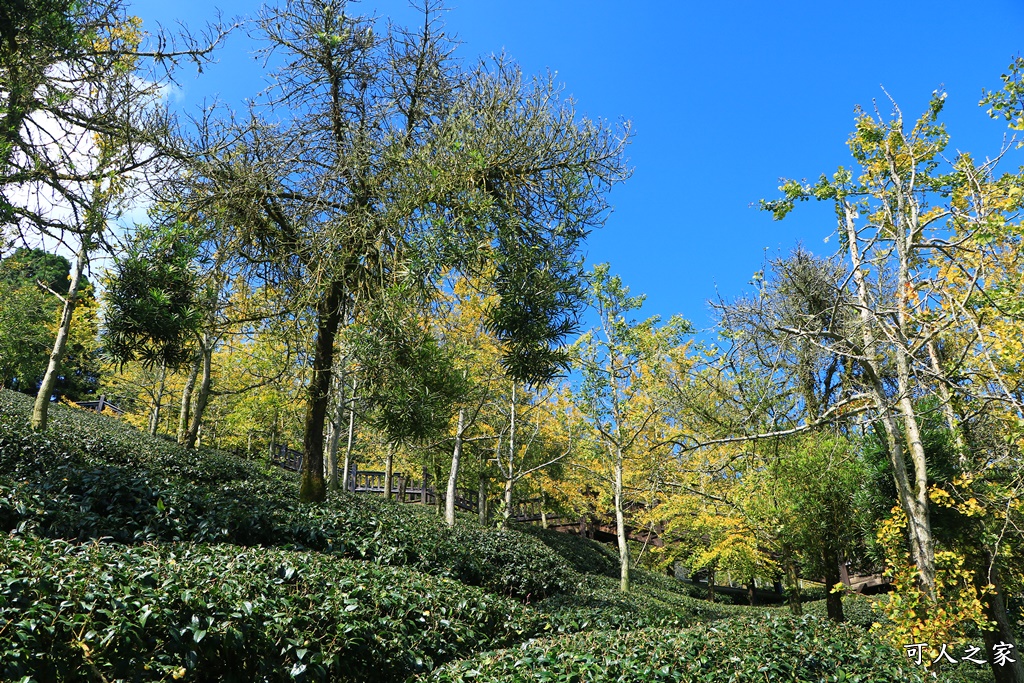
4 66 179 282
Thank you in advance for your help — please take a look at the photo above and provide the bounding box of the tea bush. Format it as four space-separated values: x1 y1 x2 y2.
803 593 880 628
517 525 621 579
425 614 930 683
0 391 577 600
0 535 540 682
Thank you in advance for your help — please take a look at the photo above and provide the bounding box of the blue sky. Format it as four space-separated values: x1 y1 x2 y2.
133 0 1024 332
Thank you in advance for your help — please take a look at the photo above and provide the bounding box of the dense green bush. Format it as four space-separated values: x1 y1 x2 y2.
803 593 880 628
518 525 621 579
425 614 931 683
520 554 767 635
0 535 540 682
536 581 689 633
0 391 577 600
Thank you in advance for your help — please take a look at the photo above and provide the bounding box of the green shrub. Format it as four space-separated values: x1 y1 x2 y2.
527 569 768 636
0 391 577 600
536 581 692 633
0 534 540 682
426 614 931 683
517 525 621 579
803 592 880 628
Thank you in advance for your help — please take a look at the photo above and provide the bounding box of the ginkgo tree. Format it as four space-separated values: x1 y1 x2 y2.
758 84 1024 680
574 264 690 593
762 92 989 596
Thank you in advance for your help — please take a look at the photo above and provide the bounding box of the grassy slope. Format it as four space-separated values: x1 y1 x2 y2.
0 390 944 682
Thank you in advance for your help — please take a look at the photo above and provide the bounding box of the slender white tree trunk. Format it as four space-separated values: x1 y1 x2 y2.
445 408 466 527
503 476 513 525
926 340 966 455
614 447 630 593
501 386 516 527
326 364 347 491
478 469 487 524
384 442 395 500
31 235 91 431
341 377 357 492
148 360 167 436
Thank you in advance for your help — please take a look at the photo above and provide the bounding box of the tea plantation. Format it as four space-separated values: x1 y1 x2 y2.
0 390 948 681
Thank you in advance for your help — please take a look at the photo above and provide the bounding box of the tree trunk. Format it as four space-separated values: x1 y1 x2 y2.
421 464 429 505
31 235 90 431
824 549 845 623
783 544 802 615
895 350 937 594
148 360 167 437
342 378 357 492
927 340 966 456
183 340 213 449
478 470 487 524
445 408 465 527
842 202 935 593
384 442 395 501
981 555 1024 683
434 461 443 515
540 492 548 529
501 387 516 528
300 281 345 503
747 579 757 607
502 475 513 527
177 356 199 443
707 569 716 602
838 555 851 588
614 450 630 593
326 365 347 492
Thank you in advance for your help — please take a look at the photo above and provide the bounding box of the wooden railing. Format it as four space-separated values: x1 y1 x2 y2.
348 470 476 512
269 446 530 517
270 444 303 472
510 499 546 521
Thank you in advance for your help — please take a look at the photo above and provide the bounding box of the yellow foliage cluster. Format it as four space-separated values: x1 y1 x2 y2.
872 507 993 669
91 16 144 73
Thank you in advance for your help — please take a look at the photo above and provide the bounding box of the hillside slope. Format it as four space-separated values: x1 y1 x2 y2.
0 390 934 682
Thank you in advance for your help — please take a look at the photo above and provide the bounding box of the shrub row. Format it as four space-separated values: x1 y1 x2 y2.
534 572 761 635
517 525 621 579
1 534 540 682
425 614 931 683
802 593 880 628
0 391 577 600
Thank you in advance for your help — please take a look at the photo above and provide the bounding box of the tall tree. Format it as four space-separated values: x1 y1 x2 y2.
575 264 690 592
492 380 574 527
761 93 975 594
190 0 629 502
